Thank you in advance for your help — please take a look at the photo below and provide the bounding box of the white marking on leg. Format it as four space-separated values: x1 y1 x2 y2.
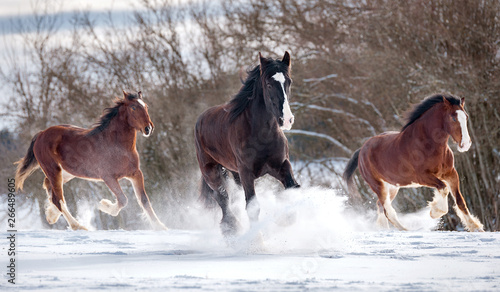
60 200 87 230
429 187 449 219
45 201 62 224
376 201 389 229
126 177 167 230
382 181 407 230
272 72 294 130
99 199 121 216
456 110 471 152
453 205 484 232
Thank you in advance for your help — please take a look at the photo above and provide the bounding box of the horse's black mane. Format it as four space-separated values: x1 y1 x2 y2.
87 92 139 136
228 57 289 122
402 93 461 130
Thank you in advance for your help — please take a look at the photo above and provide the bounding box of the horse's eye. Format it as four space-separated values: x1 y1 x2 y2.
131 106 136 111
451 114 456 122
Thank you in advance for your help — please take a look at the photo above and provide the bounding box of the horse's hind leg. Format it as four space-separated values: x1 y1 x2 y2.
203 164 240 234
43 177 62 224
99 178 128 217
128 170 167 230
44 167 87 230
229 171 242 187
373 181 407 231
376 200 389 228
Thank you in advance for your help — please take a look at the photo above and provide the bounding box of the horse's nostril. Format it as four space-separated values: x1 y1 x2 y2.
145 126 150 135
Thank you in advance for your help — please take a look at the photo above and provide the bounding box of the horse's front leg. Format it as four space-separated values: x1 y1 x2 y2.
99 178 128 216
445 170 484 232
127 170 168 230
270 159 300 189
239 169 259 223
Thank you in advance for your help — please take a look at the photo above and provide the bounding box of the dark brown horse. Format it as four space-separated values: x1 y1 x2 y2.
195 52 300 235
15 91 167 230
344 94 483 232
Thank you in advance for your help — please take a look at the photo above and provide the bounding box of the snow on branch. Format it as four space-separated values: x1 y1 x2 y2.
291 102 376 136
303 74 338 84
286 129 351 154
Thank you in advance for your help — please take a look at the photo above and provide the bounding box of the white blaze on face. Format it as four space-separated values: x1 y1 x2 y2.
136 98 152 137
272 72 294 130
137 99 146 108
456 110 471 152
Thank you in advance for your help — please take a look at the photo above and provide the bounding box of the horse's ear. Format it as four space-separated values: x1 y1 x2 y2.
138 91 143 99
259 52 268 75
282 51 291 68
460 97 465 107
122 90 129 99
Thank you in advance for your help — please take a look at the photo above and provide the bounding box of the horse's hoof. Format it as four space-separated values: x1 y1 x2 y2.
220 222 238 237
220 217 241 237
70 225 88 231
470 227 485 232
154 223 168 231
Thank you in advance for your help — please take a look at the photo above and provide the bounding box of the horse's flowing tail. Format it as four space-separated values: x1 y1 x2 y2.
15 133 40 191
343 148 360 192
199 177 218 208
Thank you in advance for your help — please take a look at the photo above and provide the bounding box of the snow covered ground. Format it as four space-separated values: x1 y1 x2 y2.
2 187 499 291
4 229 499 291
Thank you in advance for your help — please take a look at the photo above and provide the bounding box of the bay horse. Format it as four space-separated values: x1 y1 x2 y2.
195 52 300 235
15 91 167 231
343 94 484 232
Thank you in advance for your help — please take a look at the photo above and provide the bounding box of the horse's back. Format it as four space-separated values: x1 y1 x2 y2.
35 124 84 149
33 124 115 179
358 130 411 184
360 131 400 154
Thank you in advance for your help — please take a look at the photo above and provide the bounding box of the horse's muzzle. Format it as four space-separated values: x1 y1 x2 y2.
143 124 154 137
280 115 294 131
458 139 472 152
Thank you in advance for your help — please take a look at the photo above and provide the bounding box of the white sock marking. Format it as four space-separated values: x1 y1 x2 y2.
456 110 471 152
272 72 294 130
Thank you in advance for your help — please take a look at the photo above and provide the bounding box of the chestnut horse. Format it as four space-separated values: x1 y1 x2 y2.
343 94 483 232
195 52 300 235
15 91 167 230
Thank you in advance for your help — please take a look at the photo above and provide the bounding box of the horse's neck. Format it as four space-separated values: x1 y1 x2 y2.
403 107 448 147
249 93 277 130
101 115 137 148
